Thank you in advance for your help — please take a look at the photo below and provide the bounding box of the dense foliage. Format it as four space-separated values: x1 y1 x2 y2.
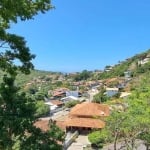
0 0 64 149
73 70 92 81
93 88 109 103
95 49 150 80
88 73 150 150
35 101 50 118
65 100 80 108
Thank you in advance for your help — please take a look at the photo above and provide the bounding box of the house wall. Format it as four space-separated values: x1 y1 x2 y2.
66 91 79 98
124 71 131 78
63 131 79 150
50 107 64 114
106 90 118 97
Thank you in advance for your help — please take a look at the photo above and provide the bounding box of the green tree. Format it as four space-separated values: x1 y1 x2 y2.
74 70 91 81
88 129 112 149
139 132 150 150
93 79 150 150
93 88 109 103
35 101 50 118
65 100 80 108
0 0 64 149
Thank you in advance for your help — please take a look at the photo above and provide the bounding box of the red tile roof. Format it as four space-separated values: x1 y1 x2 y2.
56 121 66 130
52 88 69 97
50 100 63 106
70 102 110 117
53 91 66 97
65 117 105 129
34 120 49 132
34 119 66 131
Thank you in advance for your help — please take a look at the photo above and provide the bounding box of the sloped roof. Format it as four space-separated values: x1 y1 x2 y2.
34 120 49 131
120 92 131 98
70 102 109 117
106 87 119 91
52 88 69 97
65 117 105 129
34 119 66 131
50 100 63 106
53 91 66 97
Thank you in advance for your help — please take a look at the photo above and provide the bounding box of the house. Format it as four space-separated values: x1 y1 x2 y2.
120 92 131 99
64 102 110 133
66 90 80 98
87 88 99 102
52 88 69 99
104 66 113 72
61 96 78 103
60 89 82 103
117 82 126 89
34 119 66 132
124 71 131 79
105 87 119 97
138 57 150 65
50 100 64 107
35 102 110 134
34 119 49 132
45 100 63 113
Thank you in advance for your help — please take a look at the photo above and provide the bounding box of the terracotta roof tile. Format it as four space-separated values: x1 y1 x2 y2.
65 117 105 129
34 120 49 132
34 119 66 131
70 102 110 117
53 91 66 97
56 121 66 130
50 100 63 106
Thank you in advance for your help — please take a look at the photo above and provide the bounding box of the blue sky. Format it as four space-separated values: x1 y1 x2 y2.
9 0 150 72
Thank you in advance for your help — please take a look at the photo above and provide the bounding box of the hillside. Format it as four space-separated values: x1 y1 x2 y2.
92 49 150 80
0 49 150 150
16 70 63 86
0 69 62 86
0 49 150 86
0 49 150 99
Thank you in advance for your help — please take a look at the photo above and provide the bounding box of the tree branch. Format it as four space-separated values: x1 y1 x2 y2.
0 41 7 48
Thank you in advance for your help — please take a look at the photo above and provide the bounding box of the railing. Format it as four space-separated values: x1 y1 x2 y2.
63 131 79 150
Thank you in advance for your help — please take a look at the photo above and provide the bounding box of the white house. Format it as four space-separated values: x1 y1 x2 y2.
105 88 119 97
45 101 57 111
66 91 79 98
44 100 63 113
120 92 131 99
138 58 150 65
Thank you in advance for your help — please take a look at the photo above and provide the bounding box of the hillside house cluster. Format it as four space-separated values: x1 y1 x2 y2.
34 66 134 135
35 102 110 134
45 87 83 113
45 73 132 113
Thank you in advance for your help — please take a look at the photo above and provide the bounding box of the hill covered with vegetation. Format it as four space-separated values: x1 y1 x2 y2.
96 49 150 79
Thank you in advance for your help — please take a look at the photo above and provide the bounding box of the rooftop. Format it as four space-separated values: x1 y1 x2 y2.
70 102 110 117
34 119 66 131
65 117 105 129
50 100 63 106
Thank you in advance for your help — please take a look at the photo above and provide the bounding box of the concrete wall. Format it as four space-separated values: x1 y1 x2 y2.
63 131 79 150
